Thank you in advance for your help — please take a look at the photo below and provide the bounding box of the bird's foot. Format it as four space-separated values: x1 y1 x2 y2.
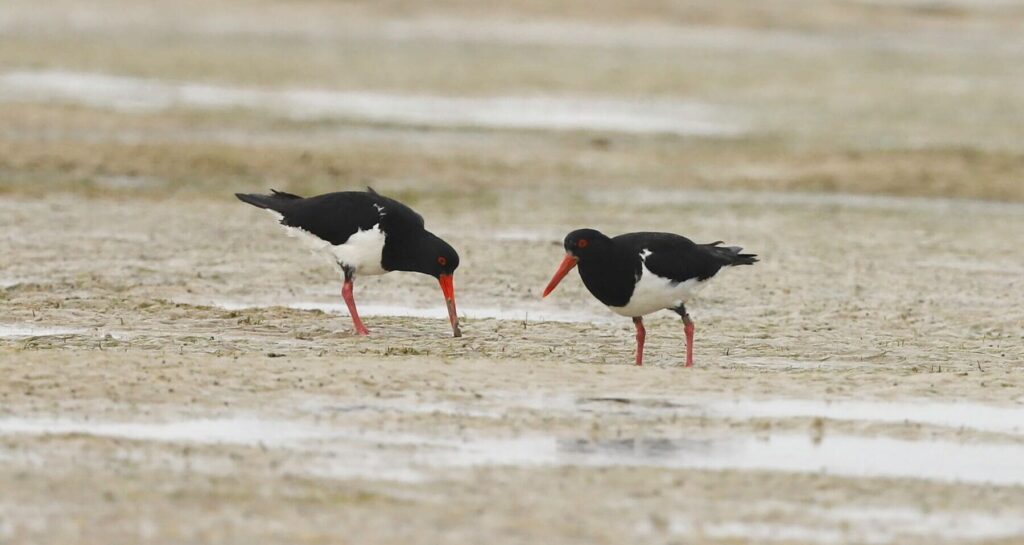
354 326 370 336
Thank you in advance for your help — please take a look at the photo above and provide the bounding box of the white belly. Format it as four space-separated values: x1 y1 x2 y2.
608 262 706 317
269 211 387 277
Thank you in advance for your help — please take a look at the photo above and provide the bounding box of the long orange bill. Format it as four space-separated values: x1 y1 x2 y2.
542 254 579 298
439 274 462 337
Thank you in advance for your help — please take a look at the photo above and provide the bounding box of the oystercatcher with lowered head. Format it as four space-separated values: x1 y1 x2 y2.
236 188 461 337
542 229 756 366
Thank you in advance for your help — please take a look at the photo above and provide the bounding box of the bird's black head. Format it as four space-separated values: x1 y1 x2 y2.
563 228 611 262
384 231 459 278
427 237 460 278
383 230 462 337
543 228 611 298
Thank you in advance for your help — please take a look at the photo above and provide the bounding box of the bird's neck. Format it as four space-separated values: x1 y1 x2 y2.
577 243 639 307
380 229 432 274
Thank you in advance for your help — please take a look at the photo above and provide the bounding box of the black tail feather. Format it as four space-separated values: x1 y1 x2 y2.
705 242 758 266
728 251 759 266
235 189 303 212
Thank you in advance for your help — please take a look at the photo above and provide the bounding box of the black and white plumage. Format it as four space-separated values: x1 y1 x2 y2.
236 188 461 337
543 229 757 366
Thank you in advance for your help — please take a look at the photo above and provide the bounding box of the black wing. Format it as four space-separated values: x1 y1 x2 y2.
615 232 755 284
236 189 425 245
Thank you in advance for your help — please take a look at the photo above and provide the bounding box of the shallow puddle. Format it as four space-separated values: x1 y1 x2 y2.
2 416 1022 487
710 398 1024 436
308 393 1024 437
0 71 741 136
0 325 85 338
423 434 1024 487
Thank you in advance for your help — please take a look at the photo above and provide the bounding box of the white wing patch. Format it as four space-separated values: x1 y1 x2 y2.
607 249 707 317
266 210 387 277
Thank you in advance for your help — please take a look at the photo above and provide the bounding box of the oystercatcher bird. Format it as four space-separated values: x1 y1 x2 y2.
542 229 756 366
235 188 461 337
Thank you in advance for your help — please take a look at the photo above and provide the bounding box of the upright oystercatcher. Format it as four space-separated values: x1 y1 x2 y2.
236 188 462 337
542 229 756 366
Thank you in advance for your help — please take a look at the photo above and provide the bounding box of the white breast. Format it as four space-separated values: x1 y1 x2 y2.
607 252 707 317
328 225 387 276
268 210 387 277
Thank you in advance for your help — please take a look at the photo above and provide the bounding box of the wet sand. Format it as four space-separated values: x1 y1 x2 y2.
2 188 1023 544
2 0 1024 543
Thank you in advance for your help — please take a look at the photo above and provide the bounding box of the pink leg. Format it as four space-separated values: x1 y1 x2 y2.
682 314 695 368
632 317 645 366
341 279 370 336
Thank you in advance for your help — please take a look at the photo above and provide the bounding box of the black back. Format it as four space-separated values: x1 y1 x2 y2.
564 229 756 307
237 188 423 245
236 188 458 277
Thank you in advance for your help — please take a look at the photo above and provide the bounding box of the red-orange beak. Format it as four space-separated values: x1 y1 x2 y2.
439 274 461 337
542 254 579 298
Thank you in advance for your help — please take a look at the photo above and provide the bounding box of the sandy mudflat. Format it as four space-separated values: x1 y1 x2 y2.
2 0 1024 543
1 188 1023 544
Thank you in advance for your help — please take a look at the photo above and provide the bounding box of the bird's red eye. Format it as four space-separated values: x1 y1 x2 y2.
577 239 589 248
437 256 447 266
